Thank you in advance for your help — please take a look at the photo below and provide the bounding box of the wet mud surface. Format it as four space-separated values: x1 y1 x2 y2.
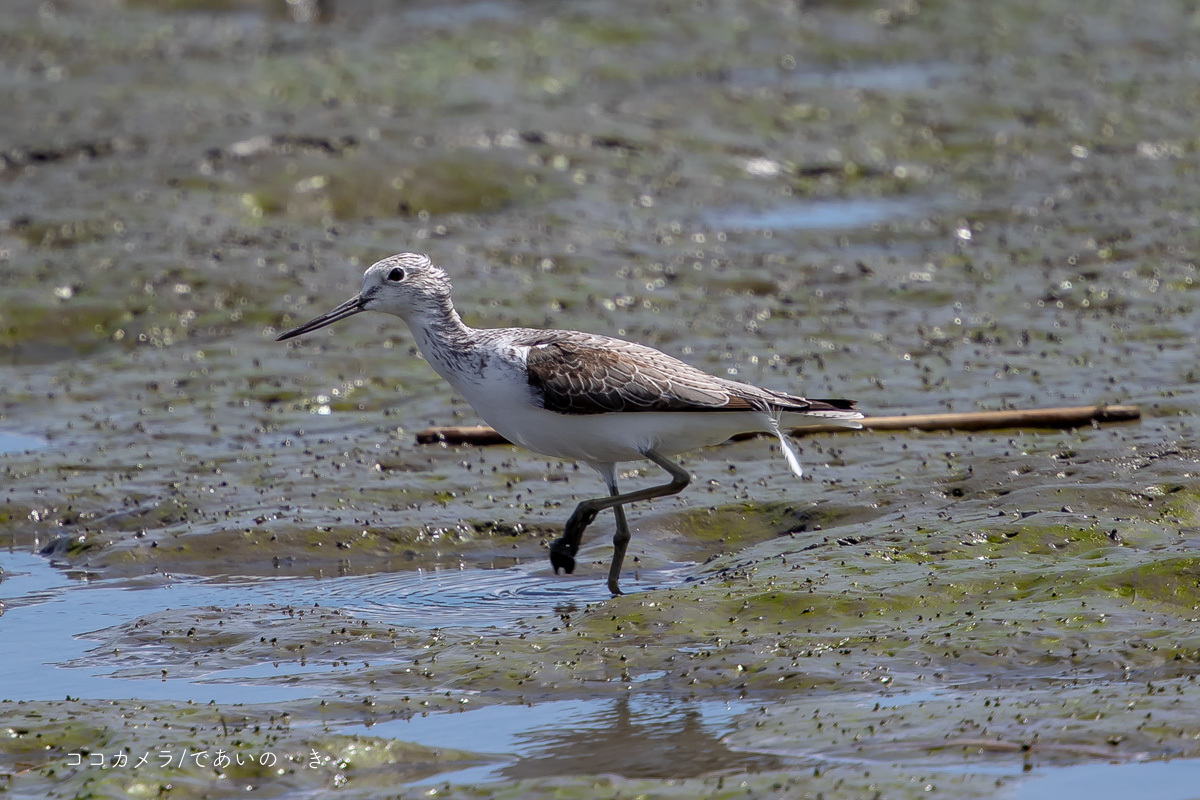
2 0 1199 797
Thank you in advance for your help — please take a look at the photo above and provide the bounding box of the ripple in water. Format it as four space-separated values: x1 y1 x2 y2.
269 562 692 628
0 552 694 702
288 565 606 627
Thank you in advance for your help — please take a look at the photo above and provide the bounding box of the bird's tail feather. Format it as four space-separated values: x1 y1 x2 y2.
787 412 864 431
784 410 864 430
766 412 804 477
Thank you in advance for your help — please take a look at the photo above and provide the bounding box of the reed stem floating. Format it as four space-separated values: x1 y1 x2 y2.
415 404 1141 446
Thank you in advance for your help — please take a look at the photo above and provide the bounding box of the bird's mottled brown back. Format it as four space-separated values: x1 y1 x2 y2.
515 330 855 417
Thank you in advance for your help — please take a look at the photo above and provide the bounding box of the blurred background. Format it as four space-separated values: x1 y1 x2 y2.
1 1 1199 798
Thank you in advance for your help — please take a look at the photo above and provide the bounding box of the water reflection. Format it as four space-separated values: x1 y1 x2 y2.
500 694 784 780
359 694 786 785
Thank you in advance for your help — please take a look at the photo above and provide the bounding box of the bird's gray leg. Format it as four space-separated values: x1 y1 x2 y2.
549 450 691 594
598 468 632 596
608 496 631 596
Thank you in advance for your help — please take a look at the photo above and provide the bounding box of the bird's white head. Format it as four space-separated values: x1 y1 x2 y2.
359 253 452 317
276 252 453 341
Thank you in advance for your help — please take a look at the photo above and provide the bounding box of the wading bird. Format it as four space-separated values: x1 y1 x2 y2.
278 253 862 594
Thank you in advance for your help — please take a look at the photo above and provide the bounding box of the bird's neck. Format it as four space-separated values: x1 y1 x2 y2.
403 296 481 382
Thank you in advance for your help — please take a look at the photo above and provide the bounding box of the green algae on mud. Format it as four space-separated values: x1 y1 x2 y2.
227 147 562 223
722 678 1200 766
57 483 1200 701
35 516 562 579
0 694 1004 800
0 697 491 800
5 684 1200 800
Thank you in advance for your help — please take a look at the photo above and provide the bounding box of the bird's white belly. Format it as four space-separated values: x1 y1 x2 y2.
446 359 773 464
481 402 771 464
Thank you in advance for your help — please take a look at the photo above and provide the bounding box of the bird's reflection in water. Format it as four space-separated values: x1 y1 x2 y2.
500 695 785 781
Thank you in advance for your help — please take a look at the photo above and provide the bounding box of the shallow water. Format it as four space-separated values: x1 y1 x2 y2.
0 431 44 454
6 544 1200 794
0 550 346 703
1015 760 1200 800
362 695 774 785
714 198 923 231
0 549 672 702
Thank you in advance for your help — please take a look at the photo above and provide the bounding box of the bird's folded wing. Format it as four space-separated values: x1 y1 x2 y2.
523 335 763 415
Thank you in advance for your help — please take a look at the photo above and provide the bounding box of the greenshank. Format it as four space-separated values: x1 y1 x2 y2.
278 253 862 594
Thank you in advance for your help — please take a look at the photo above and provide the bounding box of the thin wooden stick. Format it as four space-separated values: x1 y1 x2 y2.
772 403 1142 436
415 404 1140 446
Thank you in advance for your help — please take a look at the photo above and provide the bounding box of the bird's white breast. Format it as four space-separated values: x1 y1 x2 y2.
424 339 779 465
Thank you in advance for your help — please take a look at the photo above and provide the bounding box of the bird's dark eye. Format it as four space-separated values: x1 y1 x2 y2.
387 267 406 282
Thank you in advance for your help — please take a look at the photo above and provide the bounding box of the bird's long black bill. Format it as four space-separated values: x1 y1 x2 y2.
276 294 366 341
